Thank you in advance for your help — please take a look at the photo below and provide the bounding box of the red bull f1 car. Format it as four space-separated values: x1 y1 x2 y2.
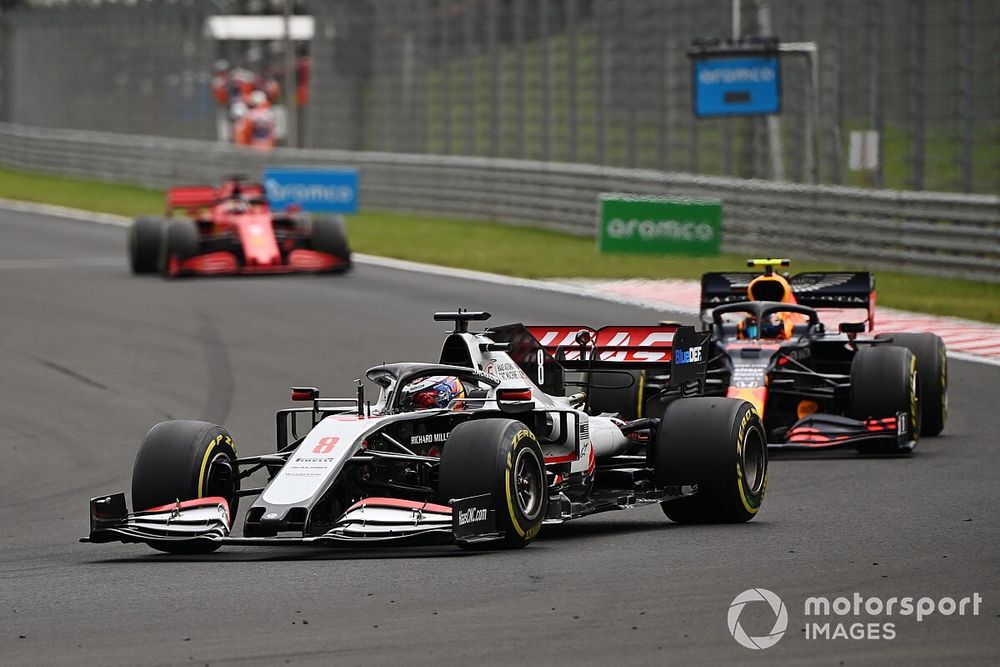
84 311 767 554
127 175 351 277
695 259 947 453
596 260 946 453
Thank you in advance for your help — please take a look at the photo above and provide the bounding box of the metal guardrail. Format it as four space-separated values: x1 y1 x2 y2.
1 123 998 282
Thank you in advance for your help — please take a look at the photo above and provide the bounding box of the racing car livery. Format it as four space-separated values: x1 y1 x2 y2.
596 260 947 454
128 175 351 277
84 310 767 554
696 259 947 452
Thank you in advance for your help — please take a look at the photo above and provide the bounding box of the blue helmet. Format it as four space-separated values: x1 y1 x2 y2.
399 376 466 411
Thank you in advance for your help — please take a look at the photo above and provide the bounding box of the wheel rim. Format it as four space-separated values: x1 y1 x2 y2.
741 426 766 495
204 452 236 502
513 447 543 520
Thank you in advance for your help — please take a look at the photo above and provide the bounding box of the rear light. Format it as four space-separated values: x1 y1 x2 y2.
497 388 532 401
291 387 318 401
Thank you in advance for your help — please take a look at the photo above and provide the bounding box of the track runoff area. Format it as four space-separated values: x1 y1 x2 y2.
1 200 997 665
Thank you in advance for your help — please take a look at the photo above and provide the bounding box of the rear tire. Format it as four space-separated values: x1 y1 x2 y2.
132 420 240 553
310 216 351 267
439 419 546 549
654 398 767 523
588 370 644 420
850 345 919 452
160 220 200 277
877 333 946 436
129 217 164 274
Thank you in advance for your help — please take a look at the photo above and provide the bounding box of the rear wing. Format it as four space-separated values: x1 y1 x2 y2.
166 182 267 216
701 271 876 330
487 323 708 396
166 186 218 215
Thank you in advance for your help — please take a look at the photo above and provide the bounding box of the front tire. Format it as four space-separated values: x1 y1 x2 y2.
654 398 767 523
129 217 165 274
132 420 240 553
877 333 947 436
850 345 919 452
160 220 200 277
310 215 352 268
439 419 546 549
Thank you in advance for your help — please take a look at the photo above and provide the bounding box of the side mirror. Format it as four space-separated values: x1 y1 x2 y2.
839 322 865 335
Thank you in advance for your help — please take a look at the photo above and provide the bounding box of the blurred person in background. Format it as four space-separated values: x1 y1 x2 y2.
234 90 276 150
261 68 282 105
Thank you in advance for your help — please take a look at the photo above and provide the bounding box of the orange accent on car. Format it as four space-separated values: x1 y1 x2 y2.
727 387 767 418
797 400 819 419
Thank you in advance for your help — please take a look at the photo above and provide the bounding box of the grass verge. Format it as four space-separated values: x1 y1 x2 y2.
1 166 997 323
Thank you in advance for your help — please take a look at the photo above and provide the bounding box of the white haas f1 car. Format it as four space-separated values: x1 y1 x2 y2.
84 311 767 553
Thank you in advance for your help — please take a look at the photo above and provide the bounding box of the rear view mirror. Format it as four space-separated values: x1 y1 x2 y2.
839 322 866 335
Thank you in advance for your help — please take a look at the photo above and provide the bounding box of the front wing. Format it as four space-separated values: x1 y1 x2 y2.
167 249 348 277
773 412 914 452
83 493 501 550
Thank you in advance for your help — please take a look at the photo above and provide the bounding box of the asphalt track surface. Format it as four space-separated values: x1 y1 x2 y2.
1 208 998 666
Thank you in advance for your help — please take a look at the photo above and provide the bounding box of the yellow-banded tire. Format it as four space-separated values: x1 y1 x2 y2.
850 345 919 452
439 419 547 549
132 420 240 554
877 333 947 436
654 398 767 523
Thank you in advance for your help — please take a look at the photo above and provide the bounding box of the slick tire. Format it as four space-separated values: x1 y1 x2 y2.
309 215 352 268
654 398 767 523
160 220 199 277
876 333 947 436
439 419 546 549
132 420 240 554
129 217 164 274
588 370 644 420
850 345 919 452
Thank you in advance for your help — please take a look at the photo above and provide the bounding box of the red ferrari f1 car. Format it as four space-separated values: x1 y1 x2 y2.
128 175 351 277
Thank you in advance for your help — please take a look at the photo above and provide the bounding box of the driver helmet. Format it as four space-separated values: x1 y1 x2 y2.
399 376 465 411
760 313 784 338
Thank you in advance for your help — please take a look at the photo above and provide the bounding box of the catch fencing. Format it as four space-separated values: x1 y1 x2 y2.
1 122 997 282
1 0 997 194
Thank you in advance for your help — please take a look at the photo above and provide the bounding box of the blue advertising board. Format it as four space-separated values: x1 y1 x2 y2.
692 55 781 117
263 167 359 213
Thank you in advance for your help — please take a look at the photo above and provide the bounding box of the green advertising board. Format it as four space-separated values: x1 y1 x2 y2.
598 194 722 256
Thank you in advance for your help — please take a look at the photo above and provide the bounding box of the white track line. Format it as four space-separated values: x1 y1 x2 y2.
2 197 998 368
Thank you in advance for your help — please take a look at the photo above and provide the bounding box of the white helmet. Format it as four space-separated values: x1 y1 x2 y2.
248 91 267 108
